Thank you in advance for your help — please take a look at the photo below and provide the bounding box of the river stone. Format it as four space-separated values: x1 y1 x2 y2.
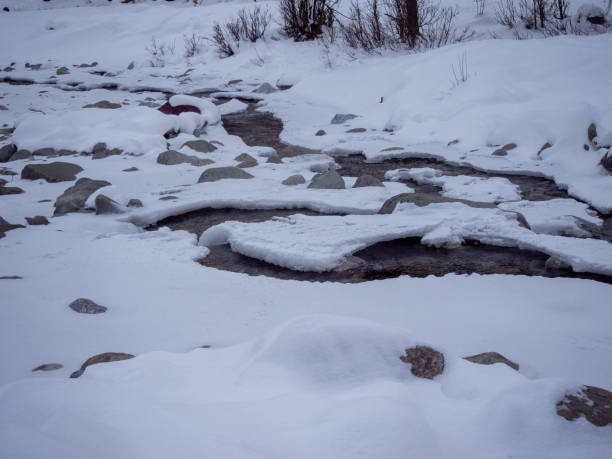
32 363 63 372
252 82 277 94
25 215 49 225
463 352 519 371
56 66 70 75
0 186 23 195
600 151 612 173
315 130 326 136
21 162 83 183
95 194 123 215
181 139 217 153
127 198 143 208
278 145 320 158
158 102 200 116
9 149 32 161
54 178 111 216
68 298 107 314
447 139 460 146
502 143 517 150
545 256 571 272
378 193 495 214
32 147 56 157
307 170 345 189
235 153 258 168
266 152 282 164
83 100 121 109
0 143 16 162
556 385 612 427
400 346 445 379
282 174 306 186
70 352 134 379
347 128 367 133
123 167 138 172
353 174 384 188
197 167 254 183
492 148 508 156
157 150 213 167
331 114 358 124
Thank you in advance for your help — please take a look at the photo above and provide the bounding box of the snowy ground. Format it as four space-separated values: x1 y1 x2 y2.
1 1 611 457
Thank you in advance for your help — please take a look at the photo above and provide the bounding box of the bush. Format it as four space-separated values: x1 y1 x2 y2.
210 6 272 57
279 0 337 40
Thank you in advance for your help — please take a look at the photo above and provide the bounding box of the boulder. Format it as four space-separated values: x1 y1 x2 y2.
0 143 16 162
32 147 56 157
95 194 123 215
463 352 519 371
307 170 345 189
56 66 70 75
181 139 217 153
0 216 24 238
54 178 111 216
252 82 277 94
197 167 254 183
21 162 83 183
158 102 200 116
157 150 213 167
92 142 123 160
122 167 138 172
600 151 612 173
235 153 258 168
0 186 23 195
32 363 63 372
331 114 358 125
315 130 326 136
400 346 445 379
347 128 367 133
25 216 49 225
557 385 612 426
282 174 306 186
70 352 134 379
83 100 121 109
127 198 143 208
378 193 495 214
353 174 384 188
68 298 107 314
9 150 32 161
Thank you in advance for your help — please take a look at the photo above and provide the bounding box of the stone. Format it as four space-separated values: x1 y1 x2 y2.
193 125 207 138
32 363 63 372
331 114 358 125
83 100 121 109
502 143 517 150
158 102 200 116
600 151 612 173
21 162 83 183
58 149 77 157
91 142 123 160
157 150 213 167
159 195 177 200
400 346 445 379
463 352 519 371
56 66 70 75
127 61 135 70
265 152 282 164
95 194 123 215
197 167 254 183
123 167 138 172
315 130 326 136
25 216 49 225
282 174 306 186
9 149 32 161
228 79 242 85
537 142 552 156
0 143 17 162
447 139 460 146
588 123 598 142
0 216 25 238
577 5 606 25
32 147 56 157
279 145 320 158
492 148 508 156
307 170 345 189
235 153 258 168
380 147 404 152
378 193 495 214
127 198 143 208
346 128 367 133
353 174 384 188
70 352 134 379
0 105 7 111
181 139 217 153
252 82 277 94
0 186 23 195
54 178 111 216
545 256 572 272
69 298 107 314
556 385 612 427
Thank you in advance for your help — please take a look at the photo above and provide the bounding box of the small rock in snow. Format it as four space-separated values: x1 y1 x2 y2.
56 67 70 75
537 142 552 156
54 178 111 216
600 151 612 173
181 139 217 153
95 194 123 215
0 144 17 162
32 147 56 157
83 100 121 109
68 298 107 314
21 162 83 183
157 150 213 167
353 175 384 188
25 216 49 225
463 352 519 371
9 150 32 161
556 385 612 426
197 167 254 183
315 130 326 136
331 114 358 125
0 216 24 238
588 123 598 142
346 128 367 133
282 174 306 186
400 346 445 379
32 363 63 372
122 167 138 172
545 256 572 272
307 170 345 189
0 186 24 195
492 148 508 156
70 352 134 379
127 198 143 208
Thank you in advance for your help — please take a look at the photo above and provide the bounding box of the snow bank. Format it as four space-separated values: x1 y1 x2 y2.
169 94 221 125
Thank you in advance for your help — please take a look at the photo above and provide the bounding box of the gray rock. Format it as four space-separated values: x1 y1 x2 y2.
0 216 25 238
70 352 134 379
315 130 326 136
92 142 123 160
278 145 320 158
21 162 83 183
447 139 460 146
159 195 177 200
347 128 367 133
588 123 598 142
557 385 612 427
32 363 63 372
0 143 16 162
68 298 107 314
600 151 612 173
307 170 345 189
537 142 552 156
25 216 49 225
353 174 384 188
282 174 306 186
122 167 138 172
197 166 254 183
502 143 517 150
545 256 571 272
252 82 277 94
181 139 217 153
235 153 258 168
492 148 508 156
54 178 111 216
127 61 135 70
95 194 123 215
0 186 23 195
266 153 282 164
9 149 32 161
380 146 404 152
234 153 256 162
378 193 495 214
400 346 445 379
463 352 519 371
157 150 213 167
56 66 69 75
127 198 143 208
32 147 56 157
331 114 358 125
83 100 121 109
193 125 207 138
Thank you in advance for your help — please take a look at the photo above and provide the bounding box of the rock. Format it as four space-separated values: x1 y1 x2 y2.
447 139 460 146
68 298 107 314
278 145 320 158
315 130 326 136
266 152 282 164
58 149 77 157
70 352 134 379
54 178 111 216
122 167 138 172
9 149 32 161
228 79 242 85
537 142 552 156
32 363 63 372
252 82 277 94
95 194 123 215
577 4 606 25
157 150 213 167
380 146 405 152
193 125 207 138
75 62 97 68
127 198 143 208
21 162 83 183
181 139 217 153
502 143 517 150
282 174 306 186
584 144 590 151
353 174 384 188
159 196 177 201
347 128 367 133
307 170 345 189
91 142 123 160
56 66 70 75
83 100 121 109
331 114 358 125
0 143 17 162
378 193 495 214
32 147 56 157
463 352 519 371
0 216 25 238
492 148 508 156
556 385 612 426
0 105 7 111
127 61 135 70
600 151 612 173
0 178 5 186
197 167 254 183
25 216 49 225
400 346 445 379
158 102 200 116
588 122 598 142
0 186 23 195
545 256 571 272
235 153 258 168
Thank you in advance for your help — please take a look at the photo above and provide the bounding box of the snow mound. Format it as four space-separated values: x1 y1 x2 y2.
169 94 221 126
